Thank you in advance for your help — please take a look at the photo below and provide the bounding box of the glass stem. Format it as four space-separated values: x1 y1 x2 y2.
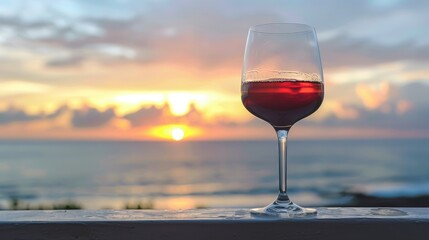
276 129 290 202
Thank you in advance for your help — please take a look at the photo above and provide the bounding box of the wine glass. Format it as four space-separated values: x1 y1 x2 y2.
241 23 324 216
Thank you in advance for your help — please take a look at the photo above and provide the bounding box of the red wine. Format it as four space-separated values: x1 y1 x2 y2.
242 79 324 129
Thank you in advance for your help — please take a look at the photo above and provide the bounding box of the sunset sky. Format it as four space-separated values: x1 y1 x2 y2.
0 0 428 140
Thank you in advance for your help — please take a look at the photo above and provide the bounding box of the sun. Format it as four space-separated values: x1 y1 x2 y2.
148 124 202 141
171 127 185 141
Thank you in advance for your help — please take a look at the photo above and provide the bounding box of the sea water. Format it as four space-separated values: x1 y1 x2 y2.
0 139 428 209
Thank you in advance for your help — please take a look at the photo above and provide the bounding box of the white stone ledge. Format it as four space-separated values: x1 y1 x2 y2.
0 208 428 240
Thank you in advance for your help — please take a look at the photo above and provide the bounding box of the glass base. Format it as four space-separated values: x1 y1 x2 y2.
251 199 317 217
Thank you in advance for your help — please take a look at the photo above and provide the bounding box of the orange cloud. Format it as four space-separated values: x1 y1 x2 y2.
396 100 412 115
332 102 359 120
355 82 390 110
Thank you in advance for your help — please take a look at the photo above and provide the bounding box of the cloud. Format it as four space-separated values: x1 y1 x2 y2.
0 101 208 130
46 55 85 68
355 81 391 110
0 1 280 69
1 0 428 74
326 104 429 130
71 106 116 128
0 104 68 125
320 35 429 70
329 102 360 120
0 0 428 139
240 82 429 131
0 81 52 96
0 79 426 139
123 105 165 127
0 106 42 124
176 103 206 125
302 82 429 131
123 103 207 127
46 104 69 119
396 100 412 115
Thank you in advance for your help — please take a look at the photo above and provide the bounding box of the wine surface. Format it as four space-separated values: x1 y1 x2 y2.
242 79 324 129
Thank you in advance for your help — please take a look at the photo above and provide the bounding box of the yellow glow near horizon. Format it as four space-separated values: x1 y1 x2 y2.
160 197 197 209
110 91 211 116
167 92 208 116
149 124 202 140
168 94 190 116
114 93 165 105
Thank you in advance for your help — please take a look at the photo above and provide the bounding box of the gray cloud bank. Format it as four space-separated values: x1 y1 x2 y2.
0 82 427 132
0 0 428 71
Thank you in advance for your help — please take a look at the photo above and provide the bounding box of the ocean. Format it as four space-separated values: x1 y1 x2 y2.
0 139 428 209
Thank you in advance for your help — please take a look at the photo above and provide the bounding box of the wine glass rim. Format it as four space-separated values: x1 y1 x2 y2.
250 23 314 34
